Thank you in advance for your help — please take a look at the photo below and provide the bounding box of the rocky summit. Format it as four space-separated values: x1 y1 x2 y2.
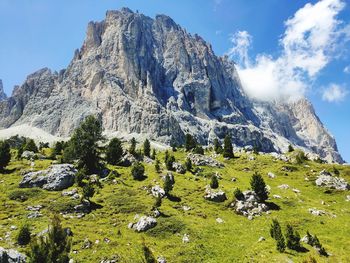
0 80 7 101
0 8 343 163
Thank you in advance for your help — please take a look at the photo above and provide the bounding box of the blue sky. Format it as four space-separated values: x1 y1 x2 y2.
0 0 349 161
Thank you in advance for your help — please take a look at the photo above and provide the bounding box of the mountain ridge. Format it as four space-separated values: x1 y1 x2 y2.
0 7 344 163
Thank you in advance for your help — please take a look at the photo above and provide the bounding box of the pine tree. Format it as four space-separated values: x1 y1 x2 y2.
82 182 95 201
250 172 268 202
165 155 175 171
213 138 222 154
154 159 161 173
210 174 219 189
143 139 151 157
270 219 285 253
288 144 294 152
193 145 204 155
185 134 197 152
131 162 145 180
129 137 137 156
106 138 123 165
151 149 156 160
233 188 244 200
285 224 301 250
0 140 11 171
163 174 174 195
65 115 104 173
184 158 192 172
17 224 31 246
24 139 38 153
28 214 71 263
223 135 234 159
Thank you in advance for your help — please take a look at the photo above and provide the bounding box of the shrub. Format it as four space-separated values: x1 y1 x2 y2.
17 224 31 246
295 151 307 164
151 149 156 160
270 219 285 252
24 139 38 153
163 174 174 195
143 139 151 157
233 188 244 201
131 162 145 180
106 138 123 165
0 140 11 170
285 224 301 250
223 135 234 158
165 155 175 171
213 138 222 154
210 174 219 189
27 214 71 263
129 137 137 156
82 182 95 201
288 144 294 152
184 158 192 172
250 172 268 202
193 145 204 155
185 134 197 152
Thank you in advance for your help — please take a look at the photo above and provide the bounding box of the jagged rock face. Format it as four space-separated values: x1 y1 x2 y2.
0 8 343 163
0 80 7 101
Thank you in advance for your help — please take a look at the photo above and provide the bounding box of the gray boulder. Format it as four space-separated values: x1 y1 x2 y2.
234 190 269 219
19 164 77 191
204 187 227 202
172 162 186 174
21 151 35 160
129 216 157 232
0 247 26 263
315 171 349 191
151 185 165 198
187 153 224 168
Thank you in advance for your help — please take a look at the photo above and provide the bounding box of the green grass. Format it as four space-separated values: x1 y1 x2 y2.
0 150 349 262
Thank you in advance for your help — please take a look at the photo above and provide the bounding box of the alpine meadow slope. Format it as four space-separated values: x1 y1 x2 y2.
0 8 343 163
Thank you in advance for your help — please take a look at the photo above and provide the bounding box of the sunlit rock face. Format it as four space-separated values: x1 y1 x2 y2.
0 8 343 163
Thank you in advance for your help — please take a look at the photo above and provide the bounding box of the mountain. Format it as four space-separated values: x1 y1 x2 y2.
0 80 7 101
0 8 343 163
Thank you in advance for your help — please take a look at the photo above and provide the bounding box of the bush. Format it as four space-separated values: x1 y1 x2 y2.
270 219 285 252
193 145 204 155
285 224 301 250
288 144 294 152
0 140 11 170
82 182 95 201
184 158 192 172
210 174 219 189
185 134 197 152
17 224 31 246
250 172 268 202
106 138 123 165
213 138 222 154
129 137 137 156
234 188 244 200
223 135 234 159
24 139 38 153
28 214 71 263
165 155 175 171
143 139 151 157
131 162 145 180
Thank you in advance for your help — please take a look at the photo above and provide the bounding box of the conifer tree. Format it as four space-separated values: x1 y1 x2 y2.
250 172 268 202
129 137 137 156
223 135 234 158
185 134 197 152
210 174 219 189
0 140 11 171
163 174 174 195
184 158 192 172
106 138 123 165
143 139 151 157
17 224 31 246
270 219 285 252
285 224 301 250
213 138 222 154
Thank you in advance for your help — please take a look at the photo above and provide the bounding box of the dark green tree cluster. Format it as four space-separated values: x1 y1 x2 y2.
63 115 104 173
213 138 222 154
250 172 268 202
210 174 219 189
0 140 11 171
16 224 31 246
270 219 286 252
185 134 197 152
106 138 123 165
28 215 71 263
131 162 145 180
223 135 234 159
24 139 38 153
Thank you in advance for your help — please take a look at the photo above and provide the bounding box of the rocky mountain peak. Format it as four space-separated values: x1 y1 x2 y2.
0 8 344 163
0 80 6 101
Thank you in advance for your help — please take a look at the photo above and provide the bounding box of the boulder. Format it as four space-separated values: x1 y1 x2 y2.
278 184 289 189
308 208 326 216
0 247 26 263
129 216 157 232
157 256 167 263
204 187 227 202
187 153 224 168
234 190 269 219
182 234 190 243
315 171 349 191
19 164 77 191
172 162 186 174
151 185 165 198
21 151 36 160
267 172 276 178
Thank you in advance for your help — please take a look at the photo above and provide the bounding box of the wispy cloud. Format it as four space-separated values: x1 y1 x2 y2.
322 83 348 102
344 65 350 74
227 0 350 102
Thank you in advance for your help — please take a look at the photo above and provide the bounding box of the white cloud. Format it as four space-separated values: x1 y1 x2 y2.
227 31 252 67
322 83 348 102
344 65 350 74
228 0 350 102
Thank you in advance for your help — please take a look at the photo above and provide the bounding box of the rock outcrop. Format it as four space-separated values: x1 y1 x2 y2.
0 80 7 101
19 164 77 191
315 170 349 191
0 247 26 263
0 8 343 163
